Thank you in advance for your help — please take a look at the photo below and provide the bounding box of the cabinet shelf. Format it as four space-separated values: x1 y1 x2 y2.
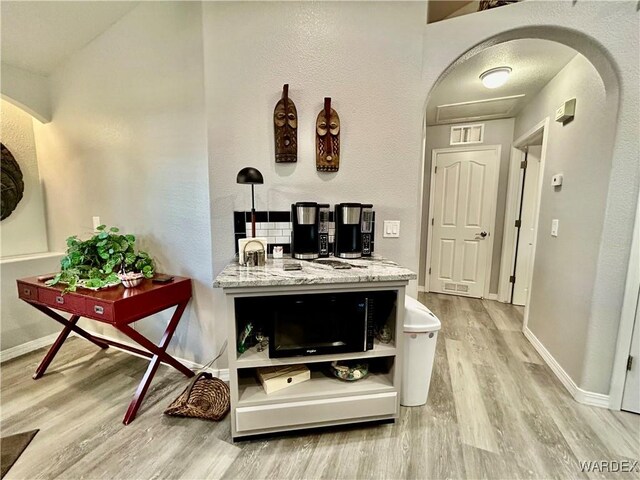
238 370 395 407
235 340 396 369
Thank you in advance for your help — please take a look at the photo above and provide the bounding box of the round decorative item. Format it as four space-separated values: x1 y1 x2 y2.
377 325 393 344
1 143 25 221
117 272 144 288
330 361 369 381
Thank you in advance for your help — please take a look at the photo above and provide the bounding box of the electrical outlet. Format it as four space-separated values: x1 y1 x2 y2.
92 216 101 231
551 219 559 237
383 220 400 238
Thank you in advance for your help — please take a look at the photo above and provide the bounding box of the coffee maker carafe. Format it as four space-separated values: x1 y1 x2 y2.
291 202 322 260
334 203 363 259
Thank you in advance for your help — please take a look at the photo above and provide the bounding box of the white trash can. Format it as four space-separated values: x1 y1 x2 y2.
401 295 442 407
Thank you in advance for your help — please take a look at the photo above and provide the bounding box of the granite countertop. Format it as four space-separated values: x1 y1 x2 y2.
213 255 417 289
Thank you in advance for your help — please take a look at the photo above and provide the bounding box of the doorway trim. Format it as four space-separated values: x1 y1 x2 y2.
609 195 640 410
498 119 549 328
424 144 501 299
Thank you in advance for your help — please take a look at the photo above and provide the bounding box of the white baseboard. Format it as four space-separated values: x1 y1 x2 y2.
486 293 499 301
0 332 60 363
417 286 427 293
523 327 610 409
0 331 230 382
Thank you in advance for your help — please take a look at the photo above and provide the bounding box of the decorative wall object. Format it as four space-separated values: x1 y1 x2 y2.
316 98 340 172
273 84 298 163
1 143 25 221
478 0 520 11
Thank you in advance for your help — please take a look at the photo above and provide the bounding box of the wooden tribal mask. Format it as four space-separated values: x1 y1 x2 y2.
316 98 340 172
273 84 298 163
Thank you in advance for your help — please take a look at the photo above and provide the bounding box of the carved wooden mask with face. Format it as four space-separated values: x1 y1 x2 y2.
316 98 340 172
273 84 298 163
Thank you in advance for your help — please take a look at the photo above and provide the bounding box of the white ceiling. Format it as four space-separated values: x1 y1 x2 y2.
427 39 577 125
1 1 139 76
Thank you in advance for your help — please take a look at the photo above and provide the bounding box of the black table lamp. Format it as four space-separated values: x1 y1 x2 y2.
236 167 264 238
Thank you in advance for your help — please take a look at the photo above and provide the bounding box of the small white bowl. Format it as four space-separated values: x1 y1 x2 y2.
117 272 144 288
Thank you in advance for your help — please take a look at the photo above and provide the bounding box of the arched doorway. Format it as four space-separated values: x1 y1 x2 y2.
418 27 638 411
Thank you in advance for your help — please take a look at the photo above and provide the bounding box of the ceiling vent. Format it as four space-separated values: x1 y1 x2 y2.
436 94 525 124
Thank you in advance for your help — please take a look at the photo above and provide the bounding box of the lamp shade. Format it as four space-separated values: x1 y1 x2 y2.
236 167 264 185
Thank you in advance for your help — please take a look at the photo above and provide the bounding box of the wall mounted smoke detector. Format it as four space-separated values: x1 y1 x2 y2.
480 67 512 89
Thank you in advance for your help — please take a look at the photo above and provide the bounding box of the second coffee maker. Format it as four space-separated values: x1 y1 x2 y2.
334 203 373 259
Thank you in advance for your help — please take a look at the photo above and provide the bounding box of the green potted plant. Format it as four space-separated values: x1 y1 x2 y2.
47 225 155 292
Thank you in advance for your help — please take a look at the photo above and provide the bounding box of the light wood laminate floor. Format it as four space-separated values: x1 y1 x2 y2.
2 293 638 479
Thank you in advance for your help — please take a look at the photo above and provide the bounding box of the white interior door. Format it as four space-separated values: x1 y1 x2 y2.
621 290 640 413
429 146 499 298
513 146 541 306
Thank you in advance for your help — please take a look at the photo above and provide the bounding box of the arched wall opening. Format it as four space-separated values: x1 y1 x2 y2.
418 23 638 406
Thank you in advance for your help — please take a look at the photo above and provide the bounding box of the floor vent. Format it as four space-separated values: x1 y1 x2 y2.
456 284 469 292
444 283 457 291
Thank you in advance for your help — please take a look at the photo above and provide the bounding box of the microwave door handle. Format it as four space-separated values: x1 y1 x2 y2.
364 298 369 351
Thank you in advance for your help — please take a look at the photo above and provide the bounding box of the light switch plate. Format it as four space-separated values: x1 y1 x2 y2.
383 220 400 238
92 216 101 232
551 219 559 237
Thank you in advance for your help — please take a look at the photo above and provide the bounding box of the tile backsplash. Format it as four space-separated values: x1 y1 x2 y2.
233 210 373 255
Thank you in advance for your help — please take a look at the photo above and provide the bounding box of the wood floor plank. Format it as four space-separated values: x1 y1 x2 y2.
445 338 500 453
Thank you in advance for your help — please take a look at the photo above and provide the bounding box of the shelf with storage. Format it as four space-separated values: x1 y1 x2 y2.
220 278 411 439
235 339 396 368
237 360 395 407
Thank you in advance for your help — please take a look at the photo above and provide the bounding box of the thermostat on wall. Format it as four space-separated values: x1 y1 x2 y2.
555 98 576 123
551 173 564 187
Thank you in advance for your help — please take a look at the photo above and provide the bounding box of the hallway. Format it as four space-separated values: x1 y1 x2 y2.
420 292 639 478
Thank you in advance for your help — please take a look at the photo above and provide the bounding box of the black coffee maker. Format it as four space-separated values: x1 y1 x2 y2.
291 202 326 260
334 203 365 259
361 204 374 257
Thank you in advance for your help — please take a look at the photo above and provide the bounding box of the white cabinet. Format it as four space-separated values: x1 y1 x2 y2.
224 283 407 439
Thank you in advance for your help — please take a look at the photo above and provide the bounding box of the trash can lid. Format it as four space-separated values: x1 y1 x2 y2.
404 295 441 332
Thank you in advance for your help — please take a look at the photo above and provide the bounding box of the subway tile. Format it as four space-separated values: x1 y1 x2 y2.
256 230 268 237
268 229 283 236
275 222 291 229
267 237 276 244
234 212 246 234
269 211 291 222
276 236 290 244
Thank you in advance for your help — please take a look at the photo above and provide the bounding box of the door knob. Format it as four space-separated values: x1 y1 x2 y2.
475 231 488 239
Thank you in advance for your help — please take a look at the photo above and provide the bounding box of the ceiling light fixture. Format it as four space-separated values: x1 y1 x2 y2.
480 67 512 89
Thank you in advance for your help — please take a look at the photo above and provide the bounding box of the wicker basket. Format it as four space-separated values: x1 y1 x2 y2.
164 372 230 421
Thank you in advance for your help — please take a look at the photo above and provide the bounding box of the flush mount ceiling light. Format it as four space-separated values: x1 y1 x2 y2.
480 67 512 89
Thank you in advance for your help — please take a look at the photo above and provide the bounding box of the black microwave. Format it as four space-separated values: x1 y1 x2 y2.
268 292 378 358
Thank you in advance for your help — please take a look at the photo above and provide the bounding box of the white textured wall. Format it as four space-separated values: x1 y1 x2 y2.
515 54 615 385
32 2 216 365
1 253 63 352
0 99 49 257
419 118 515 291
421 1 639 395
202 2 425 296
